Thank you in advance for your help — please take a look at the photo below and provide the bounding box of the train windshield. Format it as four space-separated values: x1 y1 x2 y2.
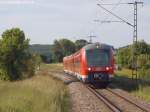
86 49 110 67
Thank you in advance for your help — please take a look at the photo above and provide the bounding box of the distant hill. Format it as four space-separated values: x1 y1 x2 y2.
29 44 52 57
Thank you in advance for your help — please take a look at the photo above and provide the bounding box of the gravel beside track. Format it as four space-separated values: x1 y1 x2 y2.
49 72 112 112
48 71 150 112
86 85 121 112
69 82 113 112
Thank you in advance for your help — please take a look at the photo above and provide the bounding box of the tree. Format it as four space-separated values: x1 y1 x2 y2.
32 54 42 70
136 40 150 55
75 39 88 51
0 28 33 80
52 39 76 62
117 46 132 68
116 40 150 69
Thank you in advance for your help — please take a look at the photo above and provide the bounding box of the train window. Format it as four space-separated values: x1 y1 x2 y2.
86 49 110 67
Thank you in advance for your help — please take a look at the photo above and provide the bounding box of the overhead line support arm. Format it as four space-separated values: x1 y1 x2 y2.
97 4 134 27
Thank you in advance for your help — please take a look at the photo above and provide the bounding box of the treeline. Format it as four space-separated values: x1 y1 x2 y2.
0 28 41 81
30 39 89 63
116 40 150 79
29 44 52 63
51 39 88 62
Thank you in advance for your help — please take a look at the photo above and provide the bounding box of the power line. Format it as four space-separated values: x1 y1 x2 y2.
97 4 134 27
93 0 125 47
98 3 132 5
96 0 123 22
97 1 144 80
99 3 144 25
95 0 143 26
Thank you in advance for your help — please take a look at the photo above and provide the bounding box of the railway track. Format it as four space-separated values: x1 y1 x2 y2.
106 88 150 112
58 73 149 112
86 85 149 112
87 85 122 112
60 72 79 84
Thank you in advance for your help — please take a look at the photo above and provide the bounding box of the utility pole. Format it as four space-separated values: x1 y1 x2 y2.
132 1 138 79
130 1 143 80
88 35 96 43
97 0 143 80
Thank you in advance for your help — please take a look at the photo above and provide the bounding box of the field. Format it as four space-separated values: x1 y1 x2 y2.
40 63 64 74
0 64 70 112
114 68 150 102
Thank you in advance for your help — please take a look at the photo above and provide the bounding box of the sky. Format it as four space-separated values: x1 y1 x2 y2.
0 0 149 48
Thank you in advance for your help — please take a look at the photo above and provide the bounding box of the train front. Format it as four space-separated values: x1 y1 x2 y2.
82 43 114 84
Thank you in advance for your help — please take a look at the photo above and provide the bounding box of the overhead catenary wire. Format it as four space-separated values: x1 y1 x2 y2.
96 0 144 80
95 0 143 25
98 3 132 5
95 0 124 26
97 0 144 24
93 0 124 41
97 3 134 27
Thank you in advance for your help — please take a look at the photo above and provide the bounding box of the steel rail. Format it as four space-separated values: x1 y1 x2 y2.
62 72 149 112
86 85 122 112
106 88 150 112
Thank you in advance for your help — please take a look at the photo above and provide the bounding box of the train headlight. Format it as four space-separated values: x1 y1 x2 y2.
88 67 92 71
106 67 109 71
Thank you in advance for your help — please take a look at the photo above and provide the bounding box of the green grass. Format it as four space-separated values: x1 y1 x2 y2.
0 67 70 112
114 68 150 102
115 68 132 77
40 63 63 74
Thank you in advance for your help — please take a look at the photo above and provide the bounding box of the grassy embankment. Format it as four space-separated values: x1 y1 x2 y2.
114 68 150 102
0 63 70 112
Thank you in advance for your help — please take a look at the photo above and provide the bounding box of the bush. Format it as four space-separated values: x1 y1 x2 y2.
139 68 150 80
0 28 35 81
0 68 9 81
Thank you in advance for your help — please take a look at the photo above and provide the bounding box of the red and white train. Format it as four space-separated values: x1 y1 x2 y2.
63 42 115 85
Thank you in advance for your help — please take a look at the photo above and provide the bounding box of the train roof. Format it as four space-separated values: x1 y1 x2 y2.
63 42 114 60
83 42 114 50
